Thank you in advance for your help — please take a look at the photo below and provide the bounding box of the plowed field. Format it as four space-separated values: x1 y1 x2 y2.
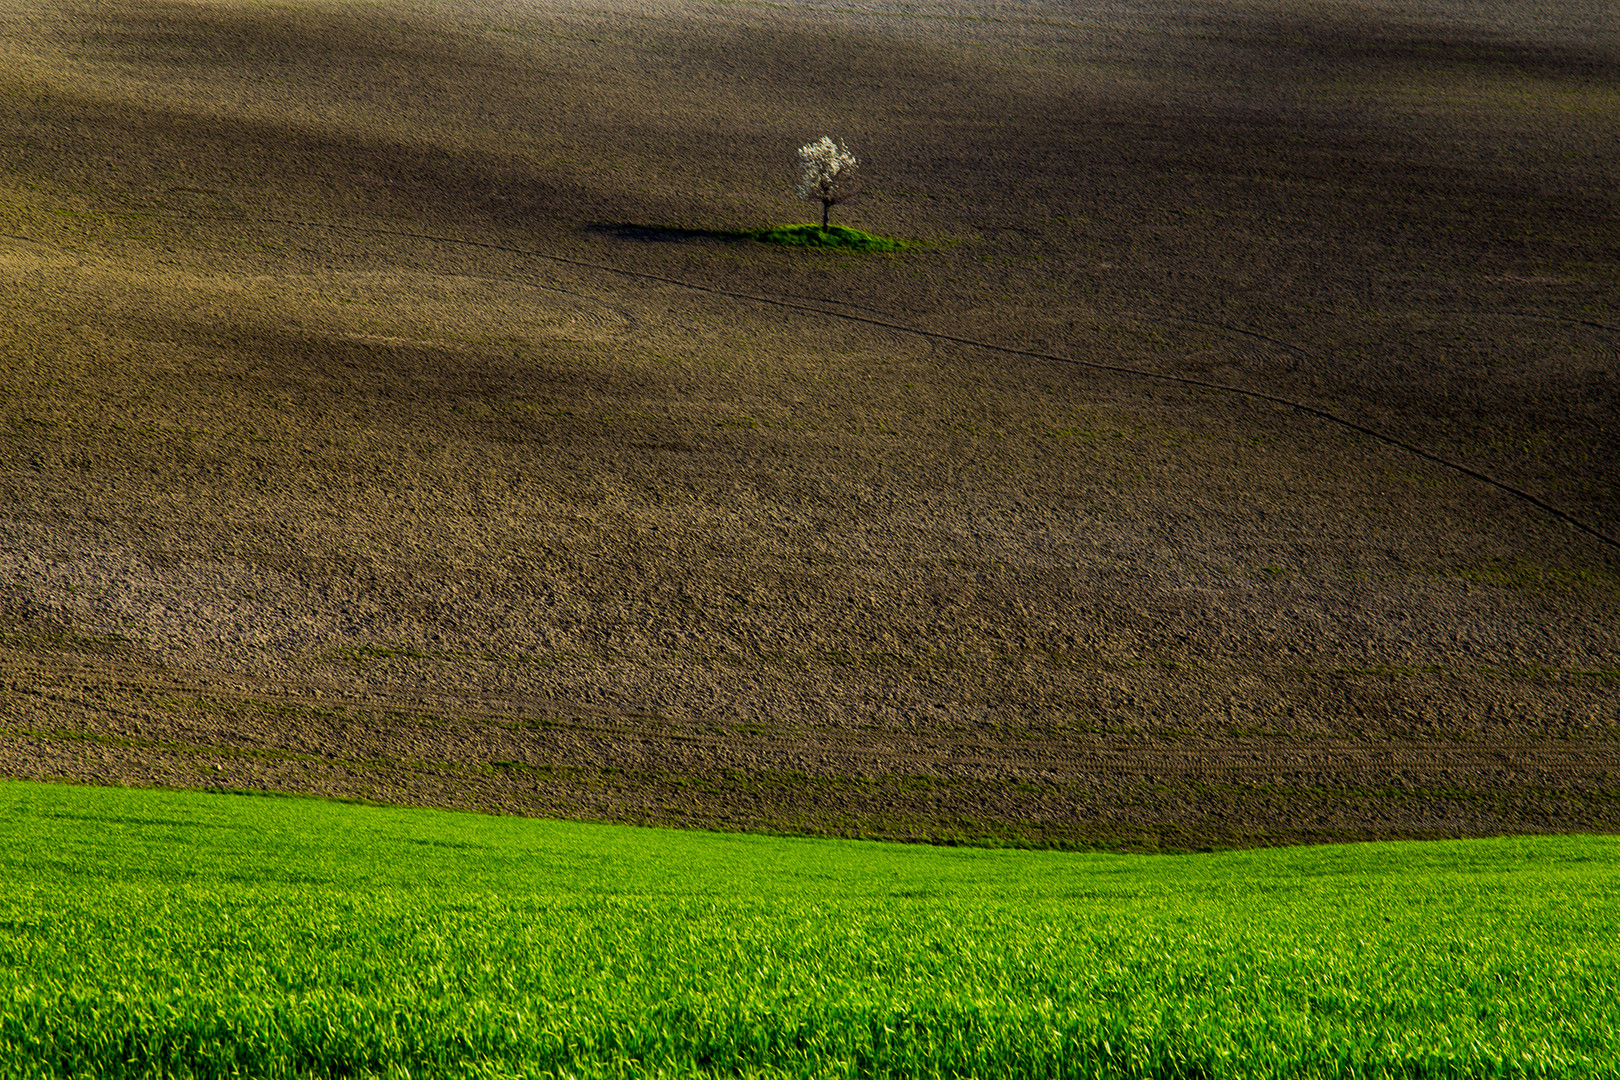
2 0 1616 849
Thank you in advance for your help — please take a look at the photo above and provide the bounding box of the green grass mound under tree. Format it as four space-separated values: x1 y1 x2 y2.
749 223 909 251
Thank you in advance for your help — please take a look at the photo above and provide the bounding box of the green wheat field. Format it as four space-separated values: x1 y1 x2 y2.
1 781 1616 1078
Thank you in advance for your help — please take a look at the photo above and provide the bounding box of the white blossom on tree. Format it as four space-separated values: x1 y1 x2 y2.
796 136 860 231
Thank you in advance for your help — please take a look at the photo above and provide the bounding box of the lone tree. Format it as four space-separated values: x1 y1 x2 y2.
796 136 860 231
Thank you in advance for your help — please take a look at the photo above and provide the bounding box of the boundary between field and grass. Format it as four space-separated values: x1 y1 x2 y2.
61 209 1620 552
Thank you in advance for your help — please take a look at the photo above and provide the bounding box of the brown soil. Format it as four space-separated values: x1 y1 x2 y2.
2 0 1616 850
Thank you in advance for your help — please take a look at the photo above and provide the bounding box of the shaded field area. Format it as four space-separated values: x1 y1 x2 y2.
1 0 1617 849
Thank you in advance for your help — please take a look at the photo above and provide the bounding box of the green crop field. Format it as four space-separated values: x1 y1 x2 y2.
1 781 1616 1078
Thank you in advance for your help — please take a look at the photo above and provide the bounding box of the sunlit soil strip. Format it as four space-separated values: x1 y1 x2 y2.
3 780 1617 1077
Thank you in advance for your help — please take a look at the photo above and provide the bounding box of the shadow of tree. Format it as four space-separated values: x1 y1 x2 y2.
586 223 757 244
